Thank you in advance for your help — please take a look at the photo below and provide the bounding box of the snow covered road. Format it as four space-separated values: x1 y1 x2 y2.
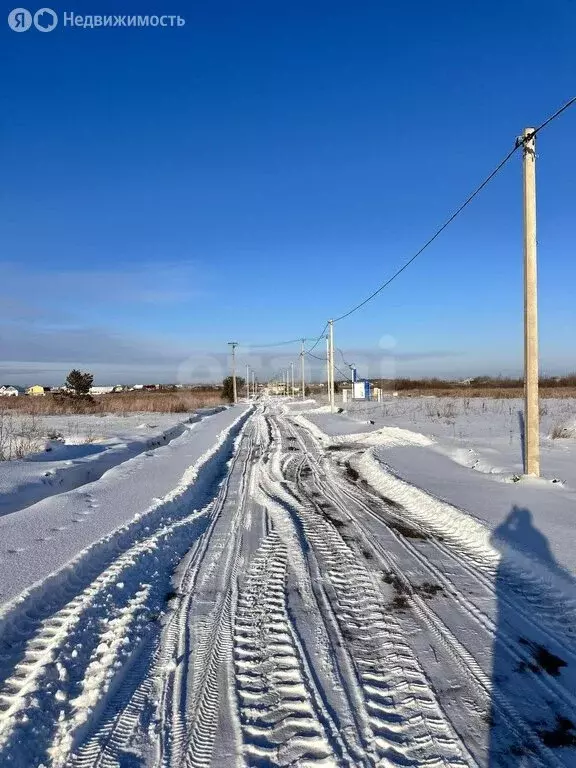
0 401 575 767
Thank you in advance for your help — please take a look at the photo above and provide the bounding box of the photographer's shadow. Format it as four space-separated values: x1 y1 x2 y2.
488 506 576 766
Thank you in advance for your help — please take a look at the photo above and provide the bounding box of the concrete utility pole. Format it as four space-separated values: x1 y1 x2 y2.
290 362 295 397
228 342 238 404
300 339 305 400
325 336 331 405
246 364 250 400
522 127 540 476
328 319 335 413
252 370 256 399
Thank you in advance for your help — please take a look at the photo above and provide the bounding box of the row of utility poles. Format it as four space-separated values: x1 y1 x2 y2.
228 126 541 477
275 340 308 400
228 339 309 403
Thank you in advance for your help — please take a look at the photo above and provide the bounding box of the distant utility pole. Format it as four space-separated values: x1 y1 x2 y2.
522 127 540 476
252 370 256 399
228 342 238 404
290 362 295 397
300 339 305 400
246 364 250 400
328 319 335 413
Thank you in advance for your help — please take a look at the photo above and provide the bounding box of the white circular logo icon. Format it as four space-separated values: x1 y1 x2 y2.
33 7 57 31
8 8 32 31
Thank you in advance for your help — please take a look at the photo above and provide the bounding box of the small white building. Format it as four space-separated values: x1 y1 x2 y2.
0 386 19 397
89 386 114 395
342 385 384 403
268 382 288 396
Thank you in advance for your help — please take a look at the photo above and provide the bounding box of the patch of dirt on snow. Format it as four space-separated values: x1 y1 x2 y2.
386 518 428 540
382 571 444 600
345 462 359 481
537 716 576 748
518 638 567 677
326 443 371 452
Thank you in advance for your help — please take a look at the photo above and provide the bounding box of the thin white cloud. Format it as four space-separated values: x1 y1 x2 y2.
0 261 207 308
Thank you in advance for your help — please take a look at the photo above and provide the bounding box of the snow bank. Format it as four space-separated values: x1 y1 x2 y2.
312 397 576 489
357 446 576 586
297 410 433 448
0 408 226 518
0 405 250 615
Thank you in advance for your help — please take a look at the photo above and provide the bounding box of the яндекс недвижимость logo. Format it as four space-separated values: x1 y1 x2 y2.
7 9 185 30
8 7 58 31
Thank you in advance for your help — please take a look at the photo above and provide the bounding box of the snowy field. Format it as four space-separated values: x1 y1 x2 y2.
0 408 225 517
301 396 576 482
300 397 576 577
0 410 222 459
0 398 574 767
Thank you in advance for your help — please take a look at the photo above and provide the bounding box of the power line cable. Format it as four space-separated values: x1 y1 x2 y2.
234 97 576 357
526 95 576 140
333 96 575 324
332 145 520 322
334 364 350 380
241 337 303 349
338 348 353 368
239 328 327 354
305 323 329 354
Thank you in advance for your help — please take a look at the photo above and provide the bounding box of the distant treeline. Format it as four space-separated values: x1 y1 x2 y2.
370 374 576 390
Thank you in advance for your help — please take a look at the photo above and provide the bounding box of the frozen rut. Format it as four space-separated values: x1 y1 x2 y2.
0 402 574 767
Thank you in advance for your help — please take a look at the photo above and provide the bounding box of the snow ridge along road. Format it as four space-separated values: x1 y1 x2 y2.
0 409 226 520
0 401 575 767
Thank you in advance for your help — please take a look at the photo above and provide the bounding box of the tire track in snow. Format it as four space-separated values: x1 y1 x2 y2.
0 410 250 768
271 415 470 767
69 422 255 768
289 412 576 767
234 529 336 767
178 428 258 768
329 470 576 767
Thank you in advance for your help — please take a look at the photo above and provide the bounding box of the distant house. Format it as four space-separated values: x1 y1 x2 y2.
143 384 159 391
0 385 19 397
26 385 46 396
89 386 114 395
130 384 144 391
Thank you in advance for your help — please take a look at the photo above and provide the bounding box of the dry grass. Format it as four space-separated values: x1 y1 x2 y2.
0 412 46 460
394 387 576 399
0 389 224 415
376 374 576 391
551 422 576 439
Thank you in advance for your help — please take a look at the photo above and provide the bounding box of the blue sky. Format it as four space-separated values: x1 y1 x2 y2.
2 0 575 384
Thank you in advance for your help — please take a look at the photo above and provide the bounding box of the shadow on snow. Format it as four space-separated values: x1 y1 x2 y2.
489 506 576 766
